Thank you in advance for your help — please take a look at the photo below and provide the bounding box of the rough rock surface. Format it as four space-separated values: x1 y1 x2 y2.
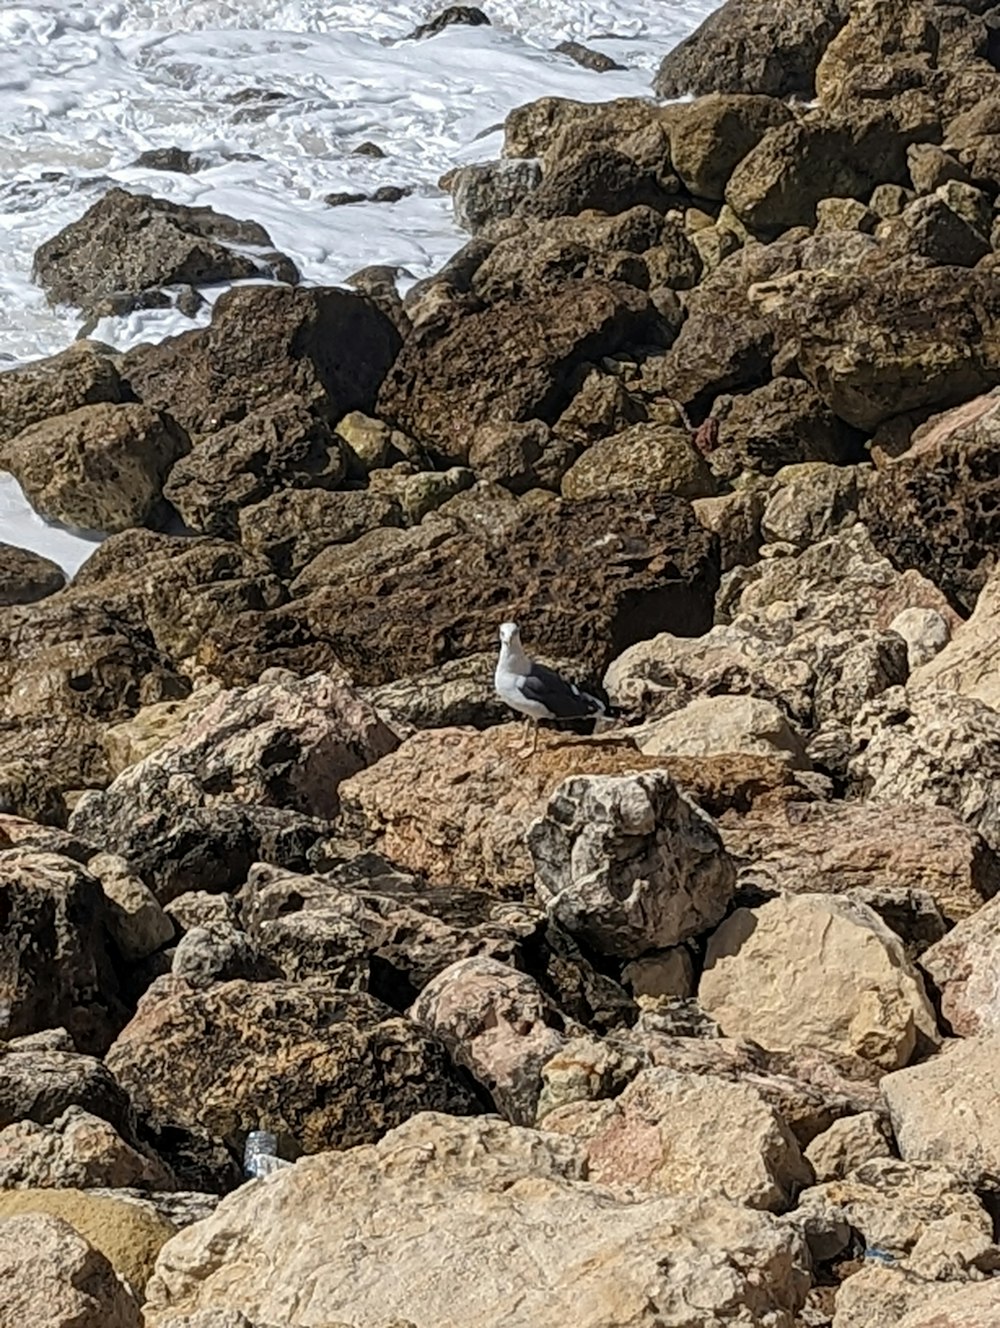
631 694 810 768
528 770 737 957
921 895 1000 1036
0 1040 133 1137
910 564 1000 710
0 543 66 606
0 342 127 447
143 1113 811 1327
802 1111 891 1182
0 1106 173 1190
700 892 940 1069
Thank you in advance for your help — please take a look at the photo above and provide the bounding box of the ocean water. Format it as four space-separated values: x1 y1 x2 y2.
0 0 714 573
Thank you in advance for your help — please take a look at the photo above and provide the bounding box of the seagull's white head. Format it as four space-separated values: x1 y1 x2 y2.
498 621 520 648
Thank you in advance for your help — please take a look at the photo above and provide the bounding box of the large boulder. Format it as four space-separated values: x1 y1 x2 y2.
33 187 296 316
668 95 794 200
1 402 189 533
560 422 715 501
237 487 402 579
910 562 1000 709
0 342 127 448
0 1106 173 1190
700 892 940 1069
142 1113 811 1327
0 1037 134 1137
118 284 401 438
105 978 481 1156
708 377 862 479
527 770 737 957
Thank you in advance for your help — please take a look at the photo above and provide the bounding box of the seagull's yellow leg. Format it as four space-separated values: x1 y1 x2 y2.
529 719 539 755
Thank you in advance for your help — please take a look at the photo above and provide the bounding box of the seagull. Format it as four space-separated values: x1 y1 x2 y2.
494 621 611 755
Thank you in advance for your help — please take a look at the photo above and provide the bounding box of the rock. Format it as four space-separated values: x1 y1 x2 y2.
803 1111 891 1182
692 487 766 572
720 801 999 926
760 463 866 550
105 979 480 1157
896 1280 1000 1327
886 193 991 267
69 673 398 871
517 146 681 221
544 1066 812 1210
409 957 569 1124
848 687 1000 854
0 1040 133 1136
0 1106 173 1190
87 851 174 960
468 420 575 493
0 1187 173 1297
708 378 862 480
815 196 878 232
162 396 347 540
377 280 670 451
1 401 188 533
103 688 221 778
890 606 951 670
909 566 1000 711
553 362 650 446
409 5 489 38
33 188 296 316
700 893 940 1069
555 40 625 73
142 1112 811 1327
119 284 401 439
451 159 543 232
560 422 715 501
367 463 473 526
0 1212 142 1328
669 95 793 200
206 490 719 687
0 342 127 448
501 95 664 164
0 850 126 1054
750 262 1000 433
361 650 517 733
164 892 238 934
0 542 66 605
653 0 849 99
527 770 736 958
630 694 810 768
921 896 1000 1037
238 487 402 579
170 921 277 988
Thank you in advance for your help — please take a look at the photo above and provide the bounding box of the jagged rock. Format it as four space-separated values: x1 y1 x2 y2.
669 94 793 200
560 422 715 501
528 770 736 957
0 1212 142 1328
554 365 650 447
653 0 849 99
170 922 278 989
0 1107 173 1190
238 487 402 578
630 694 810 768
0 342 127 448
366 463 473 525
516 145 681 221
162 396 347 540
361 650 518 733
883 193 991 267
1 402 188 533
164 892 238 934
105 979 480 1157
0 543 66 606
468 421 575 493
119 284 401 438
450 159 542 232
720 801 999 926
921 896 1000 1036
0 850 126 1055
0 1040 133 1137
409 5 489 38
692 488 767 572
556 40 624 72
891 606 951 670
377 279 670 449
103 688 221 777
33 188 296 316
803 1111 891 1182
545 1066 811 1210
708 378 862 480
700 892 940 1069
87 851 174 961
502 95 665 165
142 1112 811 1327
409 957 569 1124
760 463 867 549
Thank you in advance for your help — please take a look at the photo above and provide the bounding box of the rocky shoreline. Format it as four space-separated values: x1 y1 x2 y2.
3 0 1000 1324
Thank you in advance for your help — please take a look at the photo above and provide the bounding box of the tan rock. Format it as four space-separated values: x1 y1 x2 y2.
87 851 174 960
896 1275 1000 1326
910 565 1000 711
803 1111 891 1182
0 1106 173 1190
103 687 221 777
631 693 809 768
0 1187 174 1296
699 893 940 1069
622 948 695 1000
691 486 766 572
0 1212 141 1328
921 896 1000 1036
544 1067 811 1211
760 462 866 550
560 422 715 501
143 1112 811 1327
882 1037 1000 1188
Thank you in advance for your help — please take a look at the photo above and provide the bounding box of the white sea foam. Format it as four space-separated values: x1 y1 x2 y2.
0 0 714 572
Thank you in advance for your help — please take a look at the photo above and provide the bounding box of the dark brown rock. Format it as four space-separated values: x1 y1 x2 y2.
468 420 575 493
409 5 489 38
0 1040 134 1138
238 488 403 579
450 159 543 233
33 187 298 315
669 95 794 201
708 378 864 480
555 40 625 73
119 284 402 438
0 342 128 448
517 146 682 220
0 544 65 606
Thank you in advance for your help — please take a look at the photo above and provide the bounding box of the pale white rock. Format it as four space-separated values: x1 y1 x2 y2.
882 1036 1000 1188
832 1262 999 1328
528 770 736 958
896 1278 1000 1328
921 895 1000 1036
803 1111 891 1182
622 947 695 1000
143 1112 811 1328
0 1212 141 1328
699 893 939 1069
630 693 810 768
87 852 174 960
909 564 1000 709
0 1106 173 1190
542 1067 813 1212
408 957 569 1126
890 606 951 669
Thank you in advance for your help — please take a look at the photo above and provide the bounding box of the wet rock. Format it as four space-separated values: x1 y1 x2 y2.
119 284 402 438
555 40 625 73
803 1111 891 1182
528 770 736 957
378 279 670 450
409 957 569 1124
0 1106 173 1190
921 895 1000 1037
1 402 188 533
450 159 543 232
653 0 849 99
544 1066 812 1210
409 5 489 39
106 978 481 1156
560 421 715 501
700 892 940 1069
709 378 863 480
130 146 202 174
669 94 793 200
0 543 65 607
0 1211 142 1328
0 341 127 448
162 396 346 540
33 188 297 316
142 1113 811 1327
238 487 402 579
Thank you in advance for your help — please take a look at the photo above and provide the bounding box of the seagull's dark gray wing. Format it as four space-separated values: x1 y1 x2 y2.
518 661 606 719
